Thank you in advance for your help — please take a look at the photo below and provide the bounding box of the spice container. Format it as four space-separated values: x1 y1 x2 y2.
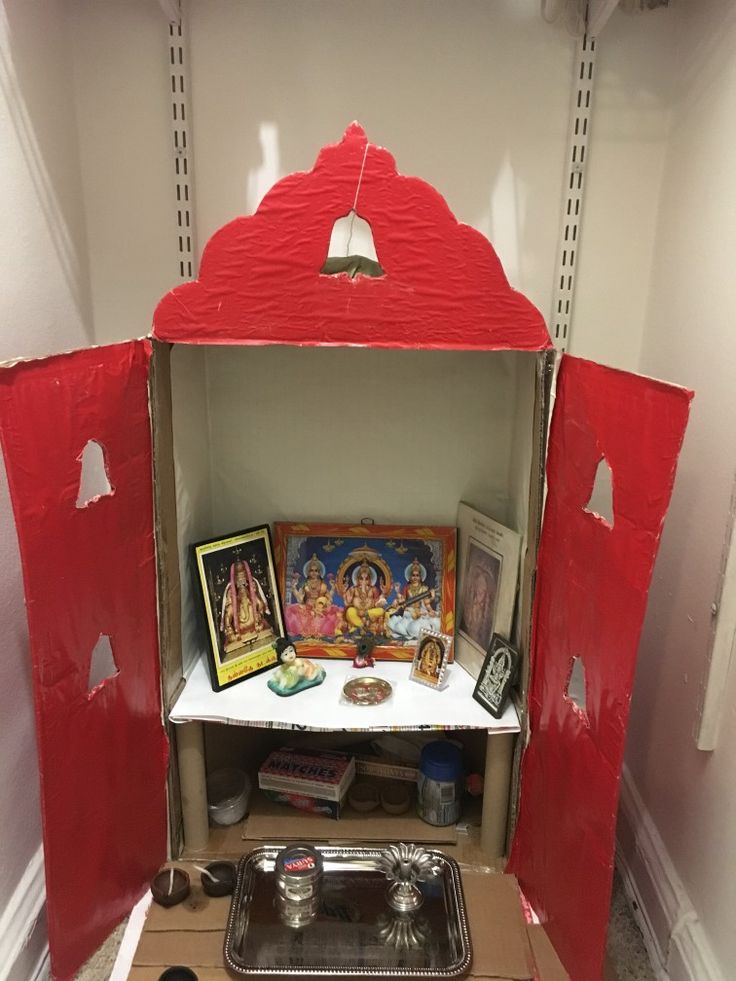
274 843 323 928
416 741 463 827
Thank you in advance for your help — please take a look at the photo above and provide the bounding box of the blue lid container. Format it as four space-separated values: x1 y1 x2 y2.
419 741 463 782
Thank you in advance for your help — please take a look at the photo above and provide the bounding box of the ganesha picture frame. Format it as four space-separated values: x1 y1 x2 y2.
193 525 286 691
273 521 457 661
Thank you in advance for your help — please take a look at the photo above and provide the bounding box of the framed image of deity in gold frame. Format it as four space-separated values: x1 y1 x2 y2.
193 525 286 691
273 522 457 661
409 628 452 690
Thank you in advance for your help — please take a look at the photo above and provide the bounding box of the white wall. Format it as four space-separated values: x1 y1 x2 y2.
203 347 529 533
69 0 177 344
0 0 93 969
67 0 575 344
623 0 736 974
188 0 573 320
571 5 677 371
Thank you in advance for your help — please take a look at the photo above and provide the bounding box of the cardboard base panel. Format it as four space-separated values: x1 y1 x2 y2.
182 824 493 874
244 791 458 844
130 861 568 980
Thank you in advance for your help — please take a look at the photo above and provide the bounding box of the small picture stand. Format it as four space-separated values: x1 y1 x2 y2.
472 634 520 718
408 628 452 691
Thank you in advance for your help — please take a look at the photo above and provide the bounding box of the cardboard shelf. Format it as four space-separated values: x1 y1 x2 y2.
180 821 496 872
170 655 520 733
244 790 458 844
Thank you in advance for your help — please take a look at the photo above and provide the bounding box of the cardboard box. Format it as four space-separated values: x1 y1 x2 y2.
258 748 356 802
0 124 691 980
355 756 419 783
261 788 346 820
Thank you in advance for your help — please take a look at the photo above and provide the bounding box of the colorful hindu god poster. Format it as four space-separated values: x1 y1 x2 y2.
274 522 456 661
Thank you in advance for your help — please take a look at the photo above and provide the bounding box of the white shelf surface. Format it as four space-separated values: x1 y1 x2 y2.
170 656 520 733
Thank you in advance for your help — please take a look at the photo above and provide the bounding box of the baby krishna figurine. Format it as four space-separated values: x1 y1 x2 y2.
267 636 326 697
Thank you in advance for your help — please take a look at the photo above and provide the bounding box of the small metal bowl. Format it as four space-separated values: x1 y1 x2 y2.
158 969 198 981
201 860 237 897
151 868 191 907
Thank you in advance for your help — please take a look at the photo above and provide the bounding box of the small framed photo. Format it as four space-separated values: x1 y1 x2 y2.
472 634 520 718
193 525 286 691
409 628 452 690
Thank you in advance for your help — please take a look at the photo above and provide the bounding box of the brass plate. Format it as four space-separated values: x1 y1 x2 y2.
342 676 393 706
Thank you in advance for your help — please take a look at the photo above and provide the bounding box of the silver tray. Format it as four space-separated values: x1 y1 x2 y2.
224 846 472 978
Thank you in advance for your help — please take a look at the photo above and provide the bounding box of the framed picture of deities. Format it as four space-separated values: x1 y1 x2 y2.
193 525 286 691
455 503 521 679
274 521 456 661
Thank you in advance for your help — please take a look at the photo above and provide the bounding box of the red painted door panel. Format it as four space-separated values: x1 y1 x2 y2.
0 340 168 981
509 355 692 980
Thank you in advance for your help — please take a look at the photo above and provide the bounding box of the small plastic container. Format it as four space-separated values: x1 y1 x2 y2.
206 767 250 826
416 741 463 827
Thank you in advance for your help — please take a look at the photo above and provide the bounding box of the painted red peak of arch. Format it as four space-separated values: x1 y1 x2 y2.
153 124 551 351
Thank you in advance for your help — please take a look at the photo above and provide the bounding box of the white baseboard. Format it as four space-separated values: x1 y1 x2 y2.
617 766 724 981
0 845 49 981
27 944 49 981
110 891 152 981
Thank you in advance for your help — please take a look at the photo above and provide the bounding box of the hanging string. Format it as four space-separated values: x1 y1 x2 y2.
346 142 370 256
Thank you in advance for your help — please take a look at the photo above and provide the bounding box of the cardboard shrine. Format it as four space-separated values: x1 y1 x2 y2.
0 125 692 981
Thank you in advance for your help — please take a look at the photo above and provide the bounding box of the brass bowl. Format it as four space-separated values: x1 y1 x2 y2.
342 676 392 706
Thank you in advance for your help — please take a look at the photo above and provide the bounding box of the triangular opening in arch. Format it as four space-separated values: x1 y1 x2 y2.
321 210 384 278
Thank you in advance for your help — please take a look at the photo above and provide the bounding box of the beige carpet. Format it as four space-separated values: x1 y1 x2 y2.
605 871 655 981
73 921 126 980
